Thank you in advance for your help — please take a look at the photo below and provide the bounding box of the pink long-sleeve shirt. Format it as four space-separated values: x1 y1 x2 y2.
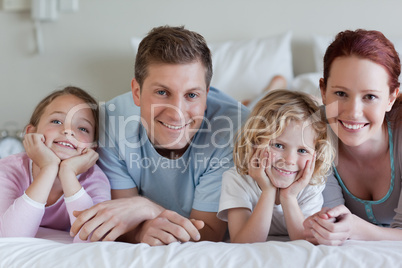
0 152 111 241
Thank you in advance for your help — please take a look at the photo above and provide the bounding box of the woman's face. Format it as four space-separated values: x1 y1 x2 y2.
320 56 398 147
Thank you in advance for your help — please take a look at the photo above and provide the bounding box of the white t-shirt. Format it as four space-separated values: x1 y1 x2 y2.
218 167 325 237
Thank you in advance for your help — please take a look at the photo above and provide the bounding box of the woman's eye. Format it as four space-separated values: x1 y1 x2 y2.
335 91 346 97
365 94 377 100
51 120 62 125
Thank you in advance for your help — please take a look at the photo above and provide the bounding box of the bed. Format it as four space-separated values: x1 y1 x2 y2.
0 228 401 267
1 32 402 268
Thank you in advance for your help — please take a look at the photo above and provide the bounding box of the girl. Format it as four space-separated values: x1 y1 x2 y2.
304 29 402 245
0 86 110 242
218 89 334 243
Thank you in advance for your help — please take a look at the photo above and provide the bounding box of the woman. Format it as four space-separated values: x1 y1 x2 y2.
303 29 402 245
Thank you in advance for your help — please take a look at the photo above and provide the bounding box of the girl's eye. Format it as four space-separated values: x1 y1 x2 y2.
335 91 346 97
79 127 89 133
51 120 62 125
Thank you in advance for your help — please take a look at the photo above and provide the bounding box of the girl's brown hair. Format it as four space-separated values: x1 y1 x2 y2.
28 86 99 141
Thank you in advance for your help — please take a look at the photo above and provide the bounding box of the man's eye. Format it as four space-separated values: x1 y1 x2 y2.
188 93 197 99
157 90 167 96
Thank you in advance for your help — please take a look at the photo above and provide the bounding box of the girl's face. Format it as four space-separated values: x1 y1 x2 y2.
321 56 398 147
27 94 96 160
266 120 316 188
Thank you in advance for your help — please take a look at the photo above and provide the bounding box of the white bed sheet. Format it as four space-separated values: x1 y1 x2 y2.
1 228 401 268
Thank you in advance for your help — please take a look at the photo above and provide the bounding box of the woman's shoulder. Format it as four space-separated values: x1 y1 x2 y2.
387 95 402 126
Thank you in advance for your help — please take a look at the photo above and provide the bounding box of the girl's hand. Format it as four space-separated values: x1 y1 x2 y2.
23 133 60 169
248 147 275 192
59 148 99 177
280 154 315 200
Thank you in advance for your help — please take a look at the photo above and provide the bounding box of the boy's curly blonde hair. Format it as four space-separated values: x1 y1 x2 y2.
233 89 334 185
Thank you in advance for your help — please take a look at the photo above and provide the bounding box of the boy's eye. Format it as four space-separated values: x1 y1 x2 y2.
298 148 308 154
51 120 62 125
273 143 283 149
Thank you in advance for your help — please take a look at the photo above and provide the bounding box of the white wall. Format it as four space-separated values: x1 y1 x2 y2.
1 0 402 130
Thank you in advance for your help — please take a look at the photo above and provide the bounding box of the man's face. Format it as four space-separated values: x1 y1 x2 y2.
132 61 209 156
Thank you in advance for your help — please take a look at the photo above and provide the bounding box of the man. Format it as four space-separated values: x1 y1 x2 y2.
70 25 249 246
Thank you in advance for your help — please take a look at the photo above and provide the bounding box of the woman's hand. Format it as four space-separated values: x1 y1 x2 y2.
248 147 275 192
303 205 353 245
23 133 60 169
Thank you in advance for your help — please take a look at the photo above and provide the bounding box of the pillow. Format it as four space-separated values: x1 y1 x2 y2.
290 72 322 105
131 32 293 102
312 34 332 73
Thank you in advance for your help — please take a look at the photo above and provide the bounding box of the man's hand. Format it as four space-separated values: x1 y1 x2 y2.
70 196 162 242
138 210 204 246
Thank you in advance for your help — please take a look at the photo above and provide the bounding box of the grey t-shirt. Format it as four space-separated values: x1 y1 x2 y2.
323 108 402 227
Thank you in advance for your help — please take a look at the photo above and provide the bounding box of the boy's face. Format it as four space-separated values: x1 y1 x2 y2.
265 120 316 188
132 61 209 156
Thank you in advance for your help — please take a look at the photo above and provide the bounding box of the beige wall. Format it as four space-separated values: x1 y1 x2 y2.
1 0 402 130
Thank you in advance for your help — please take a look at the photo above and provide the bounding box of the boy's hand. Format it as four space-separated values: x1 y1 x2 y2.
248 147 275 192
280 154 315 200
